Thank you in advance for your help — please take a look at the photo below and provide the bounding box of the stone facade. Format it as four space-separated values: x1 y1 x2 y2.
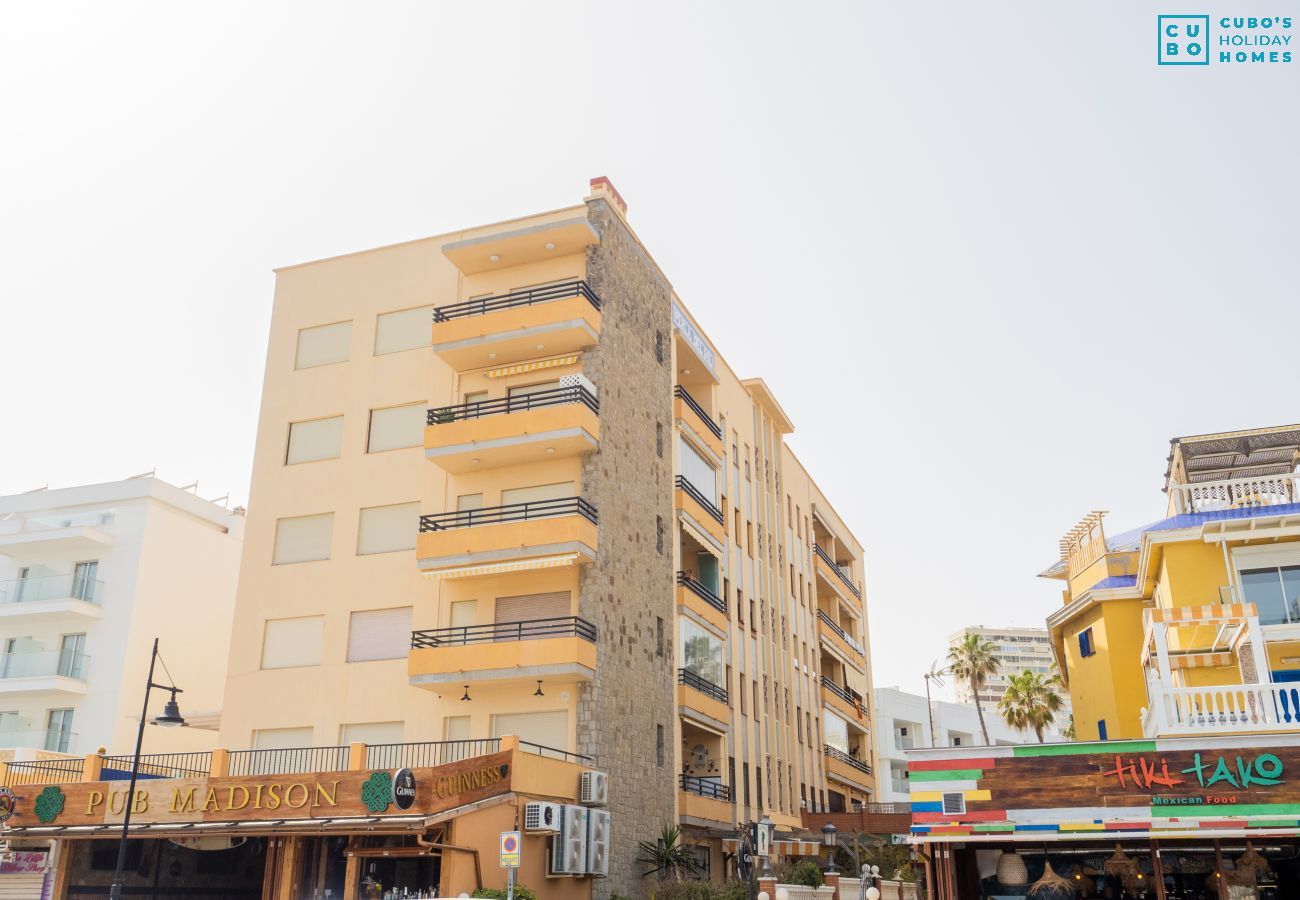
578 198 678 899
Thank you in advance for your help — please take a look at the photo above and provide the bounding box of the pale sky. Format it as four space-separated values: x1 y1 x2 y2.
2 2 1296 699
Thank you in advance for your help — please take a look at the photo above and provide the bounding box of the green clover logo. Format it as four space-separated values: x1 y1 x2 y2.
34 785 65 823
361 771 393 813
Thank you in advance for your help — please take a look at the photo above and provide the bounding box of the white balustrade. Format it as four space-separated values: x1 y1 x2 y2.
1144 680 1300 736
1171 473 1300 514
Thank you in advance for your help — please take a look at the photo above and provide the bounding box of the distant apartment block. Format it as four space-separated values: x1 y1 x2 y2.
947 625 1071 729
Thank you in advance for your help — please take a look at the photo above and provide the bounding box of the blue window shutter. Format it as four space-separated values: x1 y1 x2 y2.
1097 719 1108 741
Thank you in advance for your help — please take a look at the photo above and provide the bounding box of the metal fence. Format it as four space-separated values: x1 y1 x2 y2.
101 751 212 780
366 739 501 770
3 757 86 785
227 745 351 777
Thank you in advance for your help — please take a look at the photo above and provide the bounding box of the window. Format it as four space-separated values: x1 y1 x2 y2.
953 736 962 746
374 306 434 355
59 633 86 678
261 616 325 669
1078 627 1095 658
71 561 99 602
680 619 723 686
941 792 966 815
494 592 570 623
656 724 665 766
456 494 483 511
1097 719 1109 741
46 708 74 753
655 330 665 364
253 726 313 750
450 600 477 628
491 710 568 749
295 321 352 369
341 722 404 745
272 513 333 565
357 502 419 555
656 516 665 554
443 716 471 741
824 711 849 753
500 482 575 505
287 416 344 464
656 617 664 657
679 436 718 501
656 422 664 458
507 379 561 398
347 607 412 662
368 403 425 453
1240 565 1300 625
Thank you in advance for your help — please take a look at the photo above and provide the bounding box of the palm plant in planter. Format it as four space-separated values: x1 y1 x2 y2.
639 825 701 882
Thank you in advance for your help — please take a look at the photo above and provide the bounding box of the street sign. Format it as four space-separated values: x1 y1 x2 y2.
499 831 521 868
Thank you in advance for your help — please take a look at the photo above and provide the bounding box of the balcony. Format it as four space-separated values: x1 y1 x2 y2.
675 476 724 545
416 497 598 577
816 609 867 664
820 675 869 722
679 774 733 824
0 649 89 696
674 386 723 457
430 280 602 370
814 544 863 602
676 571 727 631
409 616 597 688
425 384 600 473
824 744 873 790
0 727 77 753
0 574 104 623
1169 472 1300 515
0 517 113 556
1142 679 1300 737
890 778 910 796
677 668 730 726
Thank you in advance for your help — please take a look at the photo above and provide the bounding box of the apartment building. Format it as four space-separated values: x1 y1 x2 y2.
947 625 1063 708
217 178 873 895
0 476 243 760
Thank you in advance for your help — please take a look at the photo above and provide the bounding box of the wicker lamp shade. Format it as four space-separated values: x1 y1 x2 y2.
996 850 1029 886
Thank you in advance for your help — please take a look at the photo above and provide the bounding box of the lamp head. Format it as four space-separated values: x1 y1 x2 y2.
152 690 187 727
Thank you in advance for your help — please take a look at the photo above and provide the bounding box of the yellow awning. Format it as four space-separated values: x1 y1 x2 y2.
422 554 578 580
485 354 580 378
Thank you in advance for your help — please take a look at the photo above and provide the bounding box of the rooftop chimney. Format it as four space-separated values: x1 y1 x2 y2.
587 176 628 218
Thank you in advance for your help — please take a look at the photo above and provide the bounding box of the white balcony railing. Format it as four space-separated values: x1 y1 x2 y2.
1170 473 1300 515
1143 679 1300 737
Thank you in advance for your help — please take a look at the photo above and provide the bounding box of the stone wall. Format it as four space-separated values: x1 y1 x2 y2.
578 198 678 899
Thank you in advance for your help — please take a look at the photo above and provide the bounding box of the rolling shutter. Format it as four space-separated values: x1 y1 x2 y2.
347 607 413 662
494 592 571 624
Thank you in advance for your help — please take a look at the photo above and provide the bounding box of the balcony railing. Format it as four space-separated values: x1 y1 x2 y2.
814 544 862 599
825 745 873 776
816 610 866 657
419 496 597 532
433 280 602 322
366 739 501 770
3 757 86 786
677 571 726 614
101 751 212 779
0 574 103 606
428 385 599 425
1143 678 1300 737
674 386 722 439
680 773 731 801
411 616 597 649
1170 472 1300 514
820 675 868 716
675 476 724 524
0 649 89 681
227 745 351 777
0 727 77 753
678 668 729 704
519 741 592 764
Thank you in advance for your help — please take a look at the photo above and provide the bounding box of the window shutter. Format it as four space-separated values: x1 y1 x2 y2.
272 514 334 565
261 617 325 669
347 607 413 662
490 710 569 749
253 726 314 750
500 482 575 505
679 436 718 500
494 592 571 624
296 322 352 369
374 306 434 355
357 503 419 555
287 417 344 464
340 722 404 745
368 404 426 452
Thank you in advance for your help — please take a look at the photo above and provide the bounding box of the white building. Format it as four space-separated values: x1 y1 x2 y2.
0 476 243 759
874 686 1035 804
947 624 1071 727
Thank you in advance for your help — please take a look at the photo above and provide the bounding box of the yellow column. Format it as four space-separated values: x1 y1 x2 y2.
348 742 368 772
82 753 102 782
209 748 230 777
499 734 520 752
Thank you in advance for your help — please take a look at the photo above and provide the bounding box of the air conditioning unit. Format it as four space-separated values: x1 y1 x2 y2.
524 801 562 834
549 804 589 875
559 373 598 398
586 809 611 877
579 770 609 807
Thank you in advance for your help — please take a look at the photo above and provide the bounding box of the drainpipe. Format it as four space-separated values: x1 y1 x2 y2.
415 834 482 891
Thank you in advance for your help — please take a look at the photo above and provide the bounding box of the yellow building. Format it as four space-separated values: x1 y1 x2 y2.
1043 424 1300 742
218 177 874 894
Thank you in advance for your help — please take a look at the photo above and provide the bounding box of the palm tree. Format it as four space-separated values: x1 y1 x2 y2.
947 634 1000 744
998 670 1065 742
638 824 699 881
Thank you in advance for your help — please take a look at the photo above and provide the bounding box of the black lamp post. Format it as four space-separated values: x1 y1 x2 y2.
109 638 186 899
822 821 838 874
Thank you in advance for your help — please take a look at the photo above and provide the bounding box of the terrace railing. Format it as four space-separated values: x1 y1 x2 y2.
419 497 597 532
101 752 212 780
366 739 501 770
411 616 596 648
428 384 598 425
678 668 729 705
675 476 723 524
227 745 351 777
1170 472 1300 514
432 280 601 322
679 773 731 801
677 571 726 614
814 543 863 599
825 744 873 776
674 386 722 439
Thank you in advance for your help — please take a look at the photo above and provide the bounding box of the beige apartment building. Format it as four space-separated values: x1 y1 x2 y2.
219 178 873 894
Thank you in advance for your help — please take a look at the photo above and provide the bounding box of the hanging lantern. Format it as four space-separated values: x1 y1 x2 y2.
1237 841 1272 877
1027 860 1073 897
995 850 1029 886
1103 844 1137 879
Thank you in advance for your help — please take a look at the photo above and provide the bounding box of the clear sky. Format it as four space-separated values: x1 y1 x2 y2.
2 2 1296 699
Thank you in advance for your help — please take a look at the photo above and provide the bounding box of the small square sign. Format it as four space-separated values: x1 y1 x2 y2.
499 831 521 868
1158 15 1211 65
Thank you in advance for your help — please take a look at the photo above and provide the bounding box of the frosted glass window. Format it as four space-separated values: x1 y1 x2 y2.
357 502 419 555
341 722 404 745
253 727 314 750
500 482 575 505
679 436 718 501
346 607 412 661
491 710 568 749
368 404 426 453
272 514 334 565
286 416 344 464
375 306 434 355
295 321 352 369
261 616 324 670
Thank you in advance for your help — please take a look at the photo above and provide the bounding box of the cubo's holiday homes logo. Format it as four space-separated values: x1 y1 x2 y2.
1159 15 1294 65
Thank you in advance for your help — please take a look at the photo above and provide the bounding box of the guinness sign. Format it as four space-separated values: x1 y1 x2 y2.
393 768 417 811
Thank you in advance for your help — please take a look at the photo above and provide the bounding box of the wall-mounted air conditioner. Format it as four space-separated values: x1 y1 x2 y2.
579 770 609 807
586 809 611 877
524 801 562 833
549 804 589 875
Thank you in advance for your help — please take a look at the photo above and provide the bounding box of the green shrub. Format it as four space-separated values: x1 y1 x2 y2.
652 881 716 900
713 880 752 900
786 860 824 888
472 886 538 900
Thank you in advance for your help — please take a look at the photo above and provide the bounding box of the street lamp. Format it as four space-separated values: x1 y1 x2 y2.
109 638 186 899
822 822 838 874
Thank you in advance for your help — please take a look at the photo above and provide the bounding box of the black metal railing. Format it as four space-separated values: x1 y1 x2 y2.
674 386 722 439
520 741 592 764
428 385 598 425
227 745 351 777
412 616 597 648
816 609 865 655
820 675 868 716
814 544 862 599
825 745 873 776
677 572 726 614
433 280 601 322
101 751 212 780
419 496 597 532
2 757 85 786
366 739 501 770
678 668 729 704
680 773 731 800
675 476 723 524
